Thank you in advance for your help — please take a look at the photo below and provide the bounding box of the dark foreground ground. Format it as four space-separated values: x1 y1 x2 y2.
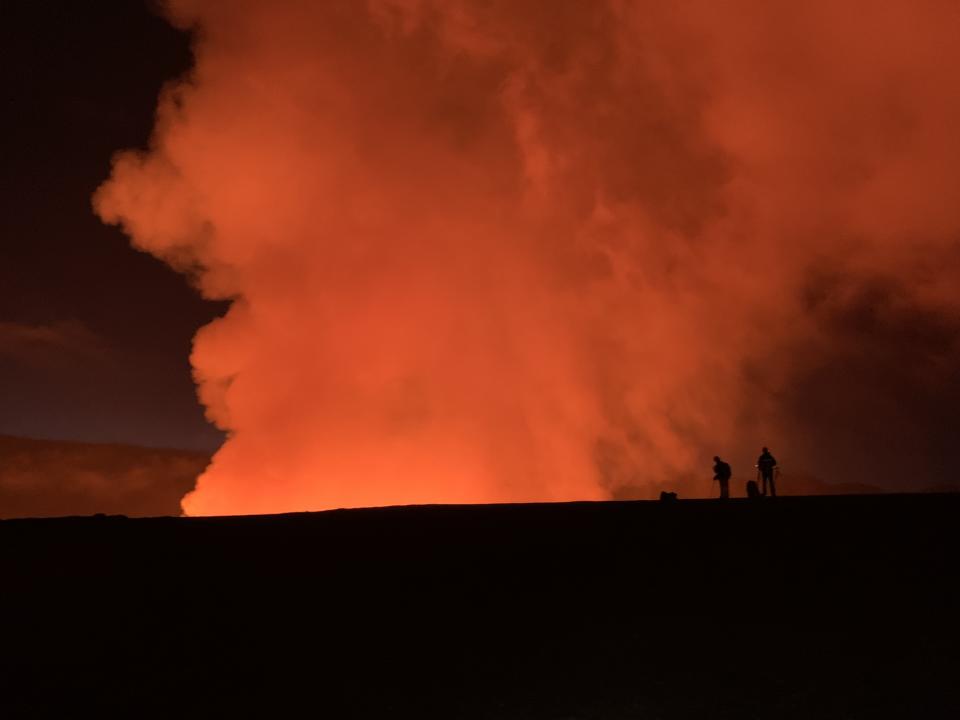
1 494 957 718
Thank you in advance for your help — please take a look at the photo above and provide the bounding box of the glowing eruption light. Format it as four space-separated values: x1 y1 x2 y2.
96 1 960 514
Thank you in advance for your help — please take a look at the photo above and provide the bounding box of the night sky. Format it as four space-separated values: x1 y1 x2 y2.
2 1 225 450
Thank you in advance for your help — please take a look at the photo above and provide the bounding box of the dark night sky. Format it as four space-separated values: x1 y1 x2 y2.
1 1 225 450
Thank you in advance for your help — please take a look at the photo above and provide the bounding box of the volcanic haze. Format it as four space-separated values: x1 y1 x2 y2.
95 0 960 515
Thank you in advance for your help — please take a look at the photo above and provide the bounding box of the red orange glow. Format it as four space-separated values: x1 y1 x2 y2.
95 1 960 515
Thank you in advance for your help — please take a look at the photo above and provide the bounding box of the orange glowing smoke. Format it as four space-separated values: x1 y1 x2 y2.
95 1 960 515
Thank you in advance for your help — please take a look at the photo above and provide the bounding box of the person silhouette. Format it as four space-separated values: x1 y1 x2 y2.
757 447 778 497
713 456 732 499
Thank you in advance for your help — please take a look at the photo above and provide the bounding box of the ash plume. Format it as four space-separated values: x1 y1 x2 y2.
95 0 960 514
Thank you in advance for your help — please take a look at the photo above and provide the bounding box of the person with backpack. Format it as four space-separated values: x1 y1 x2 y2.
757 447 778 497
713 456 732 499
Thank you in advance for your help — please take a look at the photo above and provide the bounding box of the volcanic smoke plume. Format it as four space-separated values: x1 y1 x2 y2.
96 1 960 515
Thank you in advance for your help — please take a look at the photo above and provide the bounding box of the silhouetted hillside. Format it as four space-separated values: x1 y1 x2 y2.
0 435 208 517
1 495 957 718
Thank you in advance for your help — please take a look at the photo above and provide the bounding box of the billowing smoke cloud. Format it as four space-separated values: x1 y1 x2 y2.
95 0 960 514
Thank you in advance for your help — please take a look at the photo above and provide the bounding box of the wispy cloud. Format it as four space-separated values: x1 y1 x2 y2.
0 320 104 366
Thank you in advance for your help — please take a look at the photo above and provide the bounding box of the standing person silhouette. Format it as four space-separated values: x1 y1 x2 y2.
757 447 778 497
713 456 732 499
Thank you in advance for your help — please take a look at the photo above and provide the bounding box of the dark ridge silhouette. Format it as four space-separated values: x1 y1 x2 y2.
1 494 957 717
0 435 208 518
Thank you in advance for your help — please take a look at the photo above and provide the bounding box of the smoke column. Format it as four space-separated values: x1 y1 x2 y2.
96 1 960 514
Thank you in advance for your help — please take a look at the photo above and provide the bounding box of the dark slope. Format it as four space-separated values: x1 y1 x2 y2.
1 495 957 718
0 435 207 517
